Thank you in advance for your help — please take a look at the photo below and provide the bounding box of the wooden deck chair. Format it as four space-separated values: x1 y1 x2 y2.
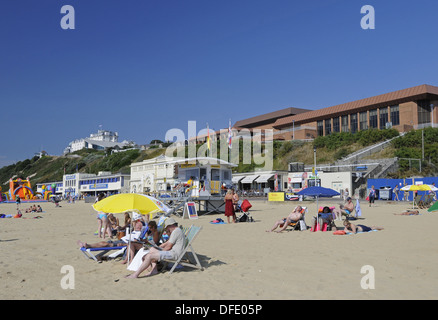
162 225 204 274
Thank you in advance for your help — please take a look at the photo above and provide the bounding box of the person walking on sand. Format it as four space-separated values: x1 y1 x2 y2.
368 186 376 207
393 184 400 201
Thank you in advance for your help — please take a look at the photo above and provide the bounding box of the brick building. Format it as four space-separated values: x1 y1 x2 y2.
235 84 438 140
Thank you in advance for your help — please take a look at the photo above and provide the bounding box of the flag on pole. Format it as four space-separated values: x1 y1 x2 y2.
228 119 232 149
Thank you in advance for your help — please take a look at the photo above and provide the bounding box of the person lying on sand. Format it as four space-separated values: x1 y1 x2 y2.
343 219 384 234
394 210 420 216
77 239 127 249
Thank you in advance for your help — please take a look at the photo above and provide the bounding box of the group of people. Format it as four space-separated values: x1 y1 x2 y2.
266 196 382 234
224 188 240 223
78 214 186 279
24 205 43 213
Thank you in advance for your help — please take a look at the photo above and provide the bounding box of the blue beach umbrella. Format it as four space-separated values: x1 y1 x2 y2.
297 186 340 210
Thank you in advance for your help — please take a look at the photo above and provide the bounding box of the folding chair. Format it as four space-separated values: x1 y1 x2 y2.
162 225 204 274
423 194 433 208
414 194 424 209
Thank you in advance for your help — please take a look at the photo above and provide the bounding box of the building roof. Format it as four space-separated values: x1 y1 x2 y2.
234 106 311 128
83 138 129 149
274 84 438 128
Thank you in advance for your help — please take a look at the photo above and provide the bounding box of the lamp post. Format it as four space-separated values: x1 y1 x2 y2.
313 146 317 186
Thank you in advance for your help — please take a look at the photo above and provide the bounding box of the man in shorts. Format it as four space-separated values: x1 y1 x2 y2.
126 218 185 278
334 197 355 220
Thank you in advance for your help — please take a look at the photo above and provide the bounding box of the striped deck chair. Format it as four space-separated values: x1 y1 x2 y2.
162 225 204 274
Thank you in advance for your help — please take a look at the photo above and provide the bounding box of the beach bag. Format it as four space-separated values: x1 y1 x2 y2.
240 199 252 212
299 220 307 231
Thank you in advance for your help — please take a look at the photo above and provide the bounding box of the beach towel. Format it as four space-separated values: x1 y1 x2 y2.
355 199 362 217
210 218 225 224
333 230 379 235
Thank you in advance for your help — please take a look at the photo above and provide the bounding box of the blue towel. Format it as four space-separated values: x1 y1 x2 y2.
346 230 378 235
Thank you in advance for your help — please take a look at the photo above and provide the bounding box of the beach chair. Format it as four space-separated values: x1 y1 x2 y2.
414 194 424 209
162 225 204 274
80 245 126 262
423 194 433 208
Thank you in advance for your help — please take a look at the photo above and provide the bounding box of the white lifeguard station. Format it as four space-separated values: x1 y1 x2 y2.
130 156 237 215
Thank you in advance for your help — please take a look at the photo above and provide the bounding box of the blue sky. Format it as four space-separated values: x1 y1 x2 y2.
1 0 438 167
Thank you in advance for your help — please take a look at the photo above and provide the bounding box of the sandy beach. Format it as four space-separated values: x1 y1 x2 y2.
0 198 437 300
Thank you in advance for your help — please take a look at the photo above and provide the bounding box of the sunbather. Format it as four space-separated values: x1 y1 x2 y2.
318 206 337 230
266 205 303 233
343 219 383 234
394 210 420 215
77 238 127 249
333 197 354 220
125 218 185 279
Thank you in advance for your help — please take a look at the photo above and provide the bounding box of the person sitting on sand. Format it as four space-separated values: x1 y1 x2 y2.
125 218 185 279
266 205 303 233
36 205 43 213
343 219 384 234
394 210 420 216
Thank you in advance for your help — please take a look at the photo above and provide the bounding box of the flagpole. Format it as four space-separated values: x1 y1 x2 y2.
228 119 232 150
207 122 210 157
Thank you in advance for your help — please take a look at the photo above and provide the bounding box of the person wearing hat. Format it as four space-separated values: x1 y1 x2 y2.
125 217 185 279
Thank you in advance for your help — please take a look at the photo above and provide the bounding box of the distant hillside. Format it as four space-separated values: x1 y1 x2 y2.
2 127 437 193
0 148 165 193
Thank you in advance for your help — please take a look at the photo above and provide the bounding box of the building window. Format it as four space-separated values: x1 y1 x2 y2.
418 100 431 125
390 105 400 126
317 120 324 137
379 107 389 129
325 119 332 135
341 115 349 132
350 113 358 133
333 117 340 133
359 111 368 131
369 109 378 129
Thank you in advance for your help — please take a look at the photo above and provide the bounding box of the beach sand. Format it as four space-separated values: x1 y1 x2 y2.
0 198 437 300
